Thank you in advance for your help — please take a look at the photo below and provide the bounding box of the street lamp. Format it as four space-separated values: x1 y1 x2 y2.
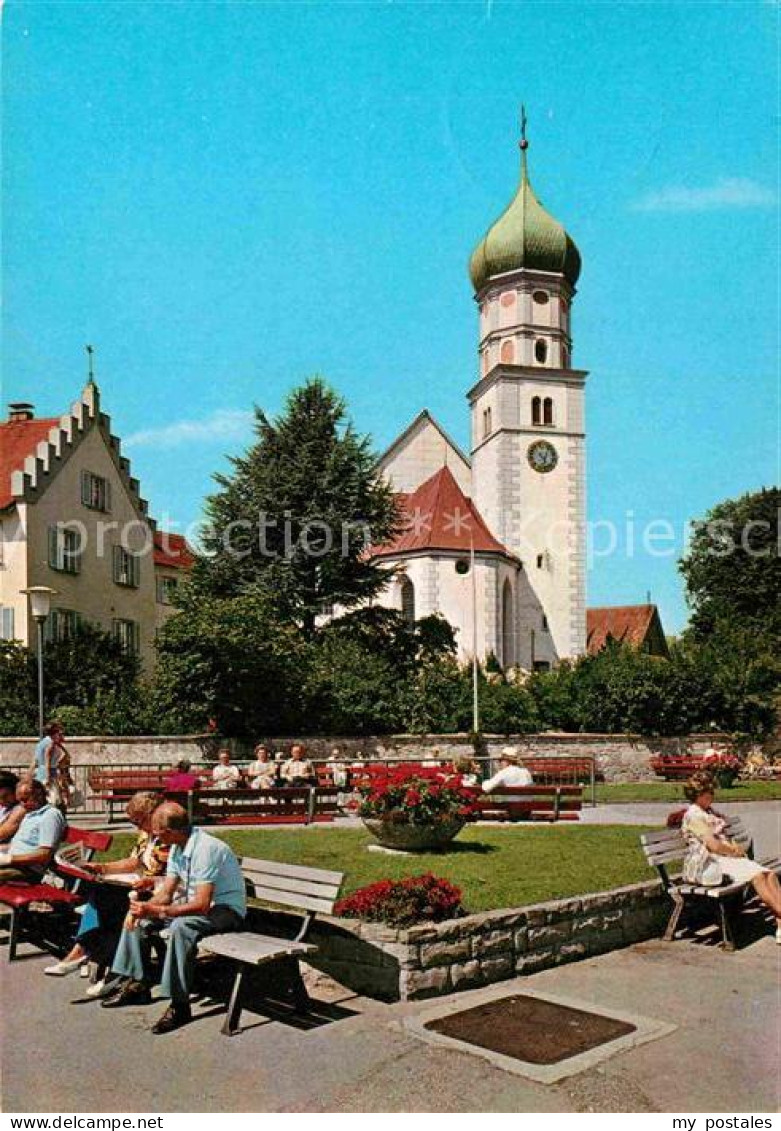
22 586 57 736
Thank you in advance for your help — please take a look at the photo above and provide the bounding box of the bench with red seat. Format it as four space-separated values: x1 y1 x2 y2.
0 827 113 961
650 757 704 781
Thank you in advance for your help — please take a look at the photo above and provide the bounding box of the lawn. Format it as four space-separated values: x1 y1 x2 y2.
594 780 781 804
105 824 658 914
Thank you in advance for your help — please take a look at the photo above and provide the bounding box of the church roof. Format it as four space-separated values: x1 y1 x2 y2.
586 605 665 655
469 136 581 293
0 417 59 509
371 465 517 561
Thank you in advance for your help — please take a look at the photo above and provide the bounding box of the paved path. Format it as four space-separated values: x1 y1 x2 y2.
2 926 779 1113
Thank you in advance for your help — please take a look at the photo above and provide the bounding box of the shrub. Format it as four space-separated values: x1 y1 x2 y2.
334 873 465 927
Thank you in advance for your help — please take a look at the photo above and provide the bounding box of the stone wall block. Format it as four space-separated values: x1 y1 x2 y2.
419 939 472 969
513 926 529 953
480 955 515 982
472 929 514 958
545 898 583 923
515 949 555 975
450 960 484 991
401 966 451 1000
558 942 587 963
527 924 571 950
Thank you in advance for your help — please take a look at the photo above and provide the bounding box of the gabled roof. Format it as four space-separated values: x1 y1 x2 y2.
371 465 516 560
377 409 471 472
154 531 195 571
586 605 665 655
0 418 59 508
0 382 152 523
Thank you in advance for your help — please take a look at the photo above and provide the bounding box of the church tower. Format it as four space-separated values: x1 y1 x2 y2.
467 116 587 667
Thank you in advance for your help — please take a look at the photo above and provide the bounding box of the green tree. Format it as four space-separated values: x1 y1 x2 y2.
193 378 401 632
44 622 140 711
679 487 780 645
153 592 308 736
0 641 37 735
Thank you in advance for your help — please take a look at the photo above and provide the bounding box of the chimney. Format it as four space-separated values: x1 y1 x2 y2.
8 403 35 422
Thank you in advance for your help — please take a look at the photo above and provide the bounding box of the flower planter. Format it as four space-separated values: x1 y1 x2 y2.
362 816 465 852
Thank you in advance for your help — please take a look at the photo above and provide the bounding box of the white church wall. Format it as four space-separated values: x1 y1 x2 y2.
379 417 471 495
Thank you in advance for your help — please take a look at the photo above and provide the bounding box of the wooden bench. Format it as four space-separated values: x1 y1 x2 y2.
0 826 113 961
198 857 345 1035
523 757 596 784
641 817 781 949
471 785 583 822
175 787 337 827
650 757 704 781
89 769 210 822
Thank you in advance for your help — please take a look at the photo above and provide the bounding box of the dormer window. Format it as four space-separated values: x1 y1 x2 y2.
535 339 548 364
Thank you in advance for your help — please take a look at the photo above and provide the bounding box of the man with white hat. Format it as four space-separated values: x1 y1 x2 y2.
482 748 533 793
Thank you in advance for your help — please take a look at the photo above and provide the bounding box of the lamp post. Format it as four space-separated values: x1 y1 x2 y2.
22 586 57 736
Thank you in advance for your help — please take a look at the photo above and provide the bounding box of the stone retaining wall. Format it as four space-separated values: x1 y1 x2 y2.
0 731 734 781
310 879 670 1001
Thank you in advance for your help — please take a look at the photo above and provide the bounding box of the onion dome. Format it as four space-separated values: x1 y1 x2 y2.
469 116 581 293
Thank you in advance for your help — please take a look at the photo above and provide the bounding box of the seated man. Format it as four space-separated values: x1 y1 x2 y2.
105 801 246 1034
0 771 24 845
211 748 242 790
481 748 533 793
0 778 66 880
280 743 317 786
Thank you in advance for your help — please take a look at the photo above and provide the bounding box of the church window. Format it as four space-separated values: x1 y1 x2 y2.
500 340 514 363
535 339 548 364
562 346 569 368
536 553 544 569
482 407 492 438
541 614 549 632
543 398 554 426
531 397 542 426
500 292 515 308
400 577 415 625
532 290 549 305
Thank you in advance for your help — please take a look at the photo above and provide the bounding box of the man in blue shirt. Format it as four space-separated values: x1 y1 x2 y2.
0 779 66 880
107 801 245 1034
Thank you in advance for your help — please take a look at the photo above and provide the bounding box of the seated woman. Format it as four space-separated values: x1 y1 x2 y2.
682 771 781 943
452 756 480 789
43 791 170 993
246 744 275 790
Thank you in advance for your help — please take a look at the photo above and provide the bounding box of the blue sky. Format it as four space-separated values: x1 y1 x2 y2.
2 1 777 634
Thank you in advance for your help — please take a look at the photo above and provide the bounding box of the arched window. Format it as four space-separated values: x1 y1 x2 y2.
535 339 548 364
501 580 514 668
536 553 545 569
543 397 554 426
500 339 514 363
531 396 541 426
400 577 415 625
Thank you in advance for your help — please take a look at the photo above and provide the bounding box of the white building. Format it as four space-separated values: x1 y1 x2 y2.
371 129 587 670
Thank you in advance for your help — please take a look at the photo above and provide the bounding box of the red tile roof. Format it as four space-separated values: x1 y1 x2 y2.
154 531 195 570
586 605 659 655
371 466 515 560
0 418 59 509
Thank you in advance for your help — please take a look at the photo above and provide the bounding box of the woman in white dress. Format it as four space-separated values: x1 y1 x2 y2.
246 744 275 790
681 771 781 942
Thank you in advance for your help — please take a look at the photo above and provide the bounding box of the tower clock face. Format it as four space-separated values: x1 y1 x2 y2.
528 439 558 473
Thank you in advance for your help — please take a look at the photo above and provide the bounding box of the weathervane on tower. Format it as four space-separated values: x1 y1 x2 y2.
519 104 528 151
85 343 96 385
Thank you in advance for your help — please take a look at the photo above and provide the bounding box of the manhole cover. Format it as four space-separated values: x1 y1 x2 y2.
426 993 636 1065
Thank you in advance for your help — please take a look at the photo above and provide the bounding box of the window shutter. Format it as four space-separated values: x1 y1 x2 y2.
132 553 140 587
48 526 61 569
105 480 112 513
113 545 121 584
81 470 91 506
